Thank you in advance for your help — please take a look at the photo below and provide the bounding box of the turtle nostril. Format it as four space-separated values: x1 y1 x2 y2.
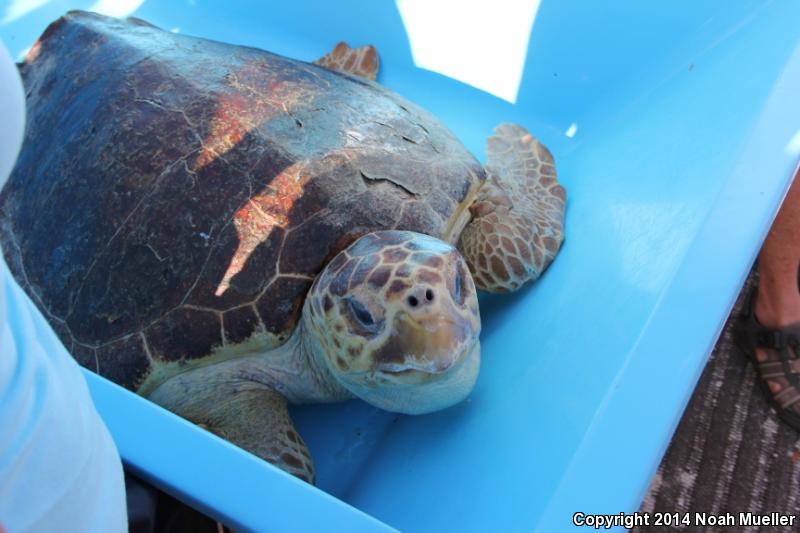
407 295 419 308
425 288 434 301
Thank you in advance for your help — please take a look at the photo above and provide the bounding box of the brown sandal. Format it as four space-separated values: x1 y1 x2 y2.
738 286 800 430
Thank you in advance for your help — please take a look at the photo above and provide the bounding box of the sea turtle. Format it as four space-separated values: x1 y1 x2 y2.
0 11 566 483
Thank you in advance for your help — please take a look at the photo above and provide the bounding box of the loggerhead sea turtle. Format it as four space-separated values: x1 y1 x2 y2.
0 11 566 483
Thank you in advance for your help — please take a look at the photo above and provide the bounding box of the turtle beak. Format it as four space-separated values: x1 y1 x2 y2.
372 302 478 377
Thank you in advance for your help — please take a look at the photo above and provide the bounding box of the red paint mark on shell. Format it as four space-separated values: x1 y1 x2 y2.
194 62 303 170
196 95 274 169
216 162 307 296
26 40 43 62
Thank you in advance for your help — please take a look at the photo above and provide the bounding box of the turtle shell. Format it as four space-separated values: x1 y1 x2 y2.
0 11 484 391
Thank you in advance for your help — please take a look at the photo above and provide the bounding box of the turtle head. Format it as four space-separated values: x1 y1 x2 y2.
304 230 481 414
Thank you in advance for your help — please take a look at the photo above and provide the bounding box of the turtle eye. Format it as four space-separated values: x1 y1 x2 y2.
346 297 375 327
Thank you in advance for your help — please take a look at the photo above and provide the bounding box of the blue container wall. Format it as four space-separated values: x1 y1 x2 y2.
2 1 799 531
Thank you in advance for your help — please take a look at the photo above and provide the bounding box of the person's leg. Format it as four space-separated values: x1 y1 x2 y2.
755 170 800 330
750 169 800 424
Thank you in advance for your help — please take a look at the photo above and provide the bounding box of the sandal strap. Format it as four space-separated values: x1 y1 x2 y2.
776 387 800 409
743 285 800 425
756 329 800 350
745 287 800 350
759 360 800 377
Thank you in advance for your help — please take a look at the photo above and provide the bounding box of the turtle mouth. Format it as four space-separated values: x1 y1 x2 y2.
375 338 477 378
345 340 481 414
370 307 476 377
377 354 459 375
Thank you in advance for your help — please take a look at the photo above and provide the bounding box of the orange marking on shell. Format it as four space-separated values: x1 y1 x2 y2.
194 63 303 170
26 40 43 62
216 163 307 296
195 93 254 169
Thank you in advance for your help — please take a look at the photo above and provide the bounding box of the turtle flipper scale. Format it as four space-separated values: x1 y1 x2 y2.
202 388 315 483
458 124 566 293
314 42 379 81
148 369 315 483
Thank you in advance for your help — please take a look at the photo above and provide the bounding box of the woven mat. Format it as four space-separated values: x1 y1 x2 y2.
634 273 800 532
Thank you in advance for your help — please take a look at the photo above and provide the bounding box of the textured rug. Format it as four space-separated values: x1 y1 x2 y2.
635 273 800 533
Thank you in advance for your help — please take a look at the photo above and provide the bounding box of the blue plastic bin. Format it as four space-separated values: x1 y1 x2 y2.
2 1 800 531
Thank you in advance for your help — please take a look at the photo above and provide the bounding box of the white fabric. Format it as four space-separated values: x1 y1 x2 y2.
0 42 24 188
0 42 127 533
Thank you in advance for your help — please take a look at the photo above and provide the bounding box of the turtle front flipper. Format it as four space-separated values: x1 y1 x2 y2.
314 42 379 80
148 370 315 483
458 124 567 293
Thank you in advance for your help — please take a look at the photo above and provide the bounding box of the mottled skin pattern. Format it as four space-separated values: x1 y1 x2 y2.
459 124 566 292
0 11 565 483
304 231 481 413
